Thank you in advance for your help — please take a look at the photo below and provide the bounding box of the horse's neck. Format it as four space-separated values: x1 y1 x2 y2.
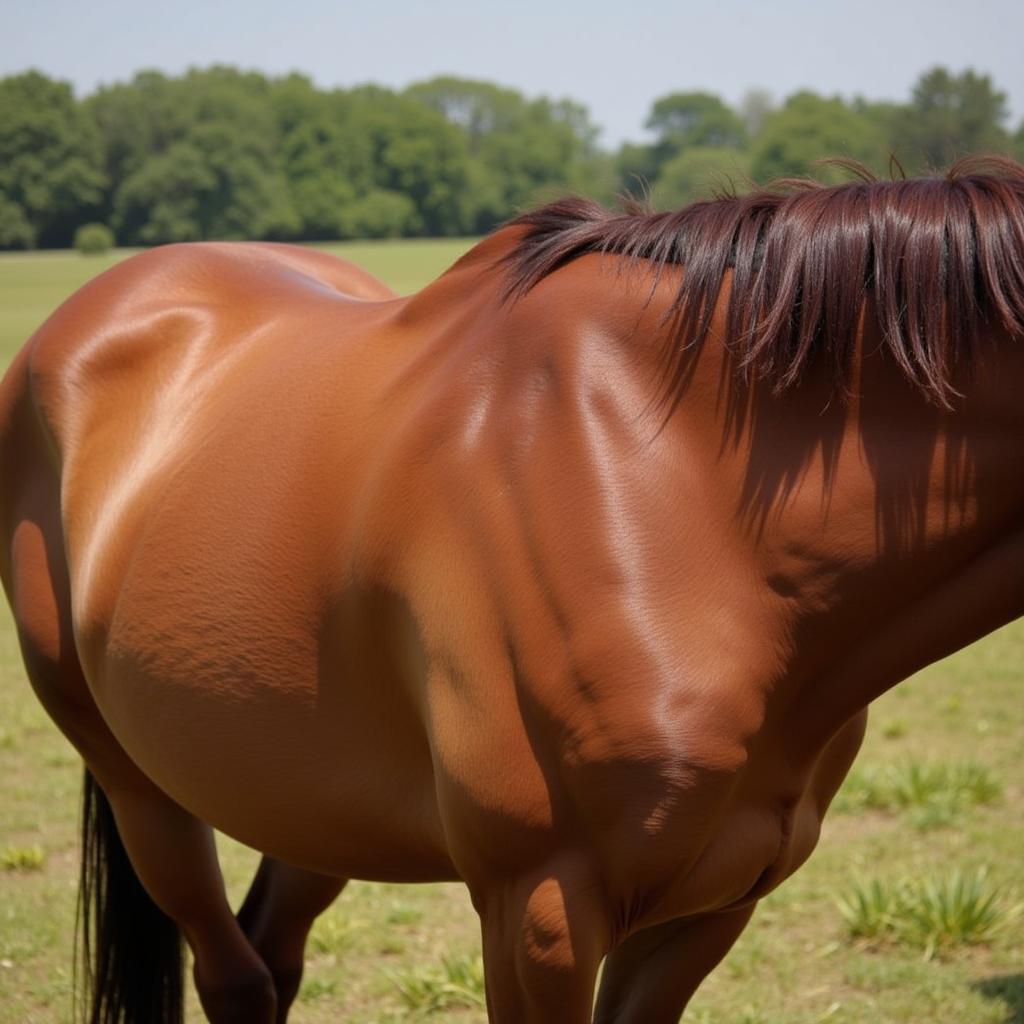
708 325 1024 738
579 271 1024 746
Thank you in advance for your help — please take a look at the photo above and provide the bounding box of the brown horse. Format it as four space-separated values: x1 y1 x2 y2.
1 157 1022 1023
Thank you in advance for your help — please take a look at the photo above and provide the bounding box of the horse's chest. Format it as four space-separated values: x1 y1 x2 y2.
603 711 868 933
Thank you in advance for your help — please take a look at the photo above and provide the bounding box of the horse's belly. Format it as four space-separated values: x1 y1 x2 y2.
98 654 453 879
86 550 454 881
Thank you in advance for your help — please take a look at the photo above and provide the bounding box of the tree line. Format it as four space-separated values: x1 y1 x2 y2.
1 65 1021 249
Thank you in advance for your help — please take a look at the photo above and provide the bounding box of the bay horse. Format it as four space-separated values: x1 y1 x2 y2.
1 156 1023 1023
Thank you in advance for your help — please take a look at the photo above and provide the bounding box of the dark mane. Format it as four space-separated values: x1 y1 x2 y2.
504 156 1024 407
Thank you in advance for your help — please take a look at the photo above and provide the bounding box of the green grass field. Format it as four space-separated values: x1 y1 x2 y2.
0 244 1021 1023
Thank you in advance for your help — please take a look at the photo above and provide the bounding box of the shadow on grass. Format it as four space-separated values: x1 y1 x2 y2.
974 975 1024 1024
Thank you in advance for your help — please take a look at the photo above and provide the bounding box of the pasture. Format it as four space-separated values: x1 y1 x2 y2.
0 243 1021 1023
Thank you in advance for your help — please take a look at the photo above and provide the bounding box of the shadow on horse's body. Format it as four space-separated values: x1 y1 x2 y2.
1 161 1023 1023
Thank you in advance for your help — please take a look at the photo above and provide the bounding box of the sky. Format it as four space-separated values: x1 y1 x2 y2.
5 0 1023 148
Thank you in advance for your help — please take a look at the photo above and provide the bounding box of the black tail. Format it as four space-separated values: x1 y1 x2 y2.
76 768 183 1024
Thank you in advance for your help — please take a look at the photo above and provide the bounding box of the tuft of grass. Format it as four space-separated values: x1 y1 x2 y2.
736 1008 771 1024
837 868 1020 958
948 762 1004 805
834 759 1002 827
298 976 339 1002
881 720 908 739
386 905 424 926
905 801 957 831
377 935 407 956
392 952 486 1015
307 911 364 955
0 845 45 872
836 878 900 941
900 869 1019 958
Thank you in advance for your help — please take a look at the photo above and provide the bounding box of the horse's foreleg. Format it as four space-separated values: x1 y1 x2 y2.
236 855 348 1022
472 856 608 1024
592 905 756 1023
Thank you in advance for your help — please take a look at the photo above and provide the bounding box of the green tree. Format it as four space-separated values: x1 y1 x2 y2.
85 70 184 189
751 91 888 182
340 189 418 238
897 67 1011 170
0 71 106 248
739 89 775 142
852 99 905 159
615 142 663 199
405 76 522 142
113 143 214 243
616 91 747 199
90 67 296 244
270 75 373 240
646 91 747 153
348 85 475 236
406 77 602 228
8 64 1021 249
0 197 34 249
653 147 752 209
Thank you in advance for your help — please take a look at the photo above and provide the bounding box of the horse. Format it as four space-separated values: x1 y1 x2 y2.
1 155 1022 1024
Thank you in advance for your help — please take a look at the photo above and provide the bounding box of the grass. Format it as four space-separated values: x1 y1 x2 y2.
392 953 487 1015
0 246 1022 1022
0 845 45 872
833 759 1004 830
837 869 1020 957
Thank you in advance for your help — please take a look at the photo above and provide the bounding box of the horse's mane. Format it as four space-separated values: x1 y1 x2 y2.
503 156 1024 407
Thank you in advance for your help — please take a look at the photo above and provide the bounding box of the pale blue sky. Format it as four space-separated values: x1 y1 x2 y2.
6 0 1022 147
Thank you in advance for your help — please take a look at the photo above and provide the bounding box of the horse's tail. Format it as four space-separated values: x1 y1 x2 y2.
77 768 184 1024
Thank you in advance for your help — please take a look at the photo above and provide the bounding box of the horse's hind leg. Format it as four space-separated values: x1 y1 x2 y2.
86 768 278 1022
592 906 755 1023
4 504 275 1022
237 856 347 1021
